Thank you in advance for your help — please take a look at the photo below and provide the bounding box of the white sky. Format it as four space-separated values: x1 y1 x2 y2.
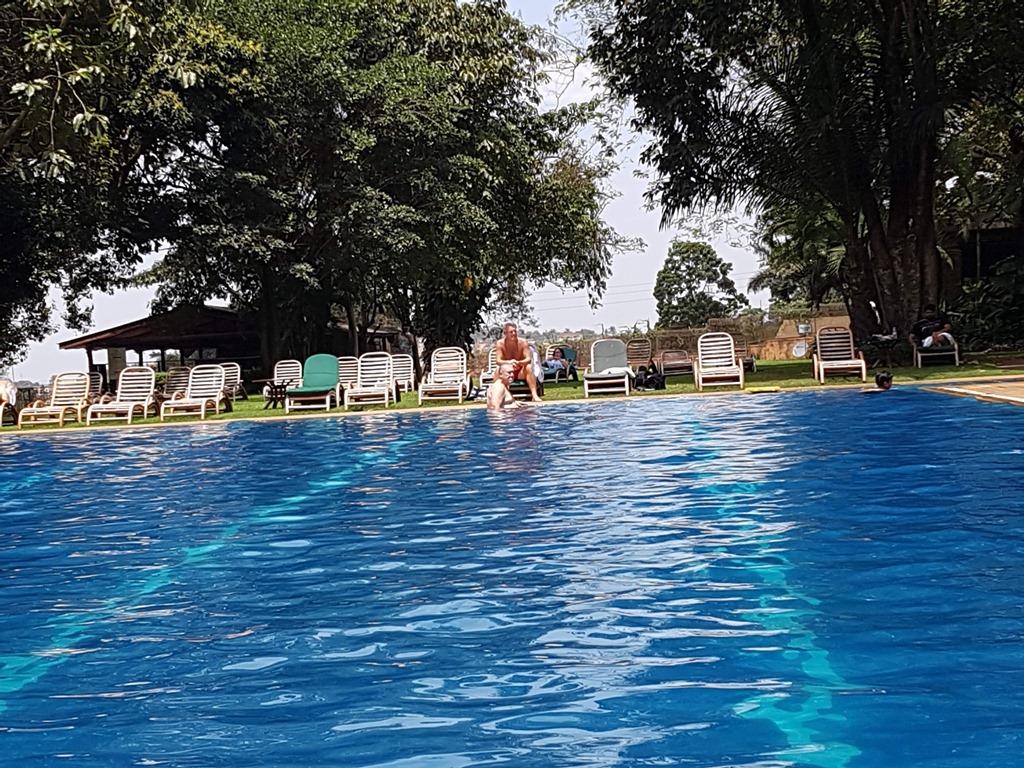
9 0 766 381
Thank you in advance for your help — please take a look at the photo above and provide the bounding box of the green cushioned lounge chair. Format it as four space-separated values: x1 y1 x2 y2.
285 354 340 413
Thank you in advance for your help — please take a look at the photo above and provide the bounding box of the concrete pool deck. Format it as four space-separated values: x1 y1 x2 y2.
929 380 1024 407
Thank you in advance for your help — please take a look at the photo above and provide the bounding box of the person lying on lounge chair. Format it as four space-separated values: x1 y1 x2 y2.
487 364 522 410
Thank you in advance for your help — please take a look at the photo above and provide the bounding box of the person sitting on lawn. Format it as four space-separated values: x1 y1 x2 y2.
909 304 955 349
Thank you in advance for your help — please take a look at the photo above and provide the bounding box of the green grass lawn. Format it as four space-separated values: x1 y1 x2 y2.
2 354 1019 433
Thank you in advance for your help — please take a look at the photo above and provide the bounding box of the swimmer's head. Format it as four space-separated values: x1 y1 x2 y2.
875 371 893 390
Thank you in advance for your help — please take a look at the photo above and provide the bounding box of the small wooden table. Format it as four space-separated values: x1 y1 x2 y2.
252 378 293 409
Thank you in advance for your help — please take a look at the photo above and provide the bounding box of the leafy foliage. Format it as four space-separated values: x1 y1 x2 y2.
0 0 258 367
571 0 1024 340
948 258 1024 349
0 0 625 368
653 241 748 328
135 0 624 362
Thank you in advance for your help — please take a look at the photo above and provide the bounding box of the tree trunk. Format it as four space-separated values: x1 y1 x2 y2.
257 266 280 373
344 302 359 356
841 227 883 339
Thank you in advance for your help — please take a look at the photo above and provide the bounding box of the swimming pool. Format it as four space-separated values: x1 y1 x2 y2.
1 390 1023 767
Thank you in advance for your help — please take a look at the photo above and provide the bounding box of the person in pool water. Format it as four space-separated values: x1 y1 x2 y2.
862 371 893 393
486 363 522 410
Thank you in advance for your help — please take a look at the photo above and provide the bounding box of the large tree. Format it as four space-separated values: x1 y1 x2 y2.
653 241 748 328
572 0 1024 339
140 0 622 365
0 0 255 367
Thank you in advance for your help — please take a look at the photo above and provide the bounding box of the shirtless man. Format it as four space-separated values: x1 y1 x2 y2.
486 363 521 410
494 322 541 402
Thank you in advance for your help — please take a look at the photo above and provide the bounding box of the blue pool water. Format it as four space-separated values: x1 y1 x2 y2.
2 389 1023 767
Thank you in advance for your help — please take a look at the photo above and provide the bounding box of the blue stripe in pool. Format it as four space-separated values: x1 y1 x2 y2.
1 390 1023 767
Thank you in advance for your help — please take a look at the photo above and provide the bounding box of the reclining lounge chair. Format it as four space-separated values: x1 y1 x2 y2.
86 366 157 425
285 354 340 413
418 347 471 404
19 372 91 428
812 327 867 383
160 364 227 421
695 332 745 391
583 339 632 398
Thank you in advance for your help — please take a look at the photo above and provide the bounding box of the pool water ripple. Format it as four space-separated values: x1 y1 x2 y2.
2 392 1024 766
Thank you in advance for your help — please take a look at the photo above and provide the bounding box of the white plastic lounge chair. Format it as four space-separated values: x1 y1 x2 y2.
86 366 157 425
583 339 632 398
626 338 652 371
221 362 247 401
162 367 192 400
914 339 960 368
730 334 758 372
160 364 226 421
285 354 340 413
344 352 394 409
695 332 745 391
813 327 867 383
659 349 694 376
479 348 499 387
337 356 359 391
391 354 415 393
418 347 470 404
263 359 302 397
18 371 91 428
87 371 105 401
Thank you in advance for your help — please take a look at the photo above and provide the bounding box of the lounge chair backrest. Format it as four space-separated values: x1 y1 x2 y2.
816 327 856 361
49 372 90 406
337 356 359 387
273 359 302 387
357 352 393 387
625 338 652 367
731 334 752 357
221 362 242 393
164 367 191 396
430 347 467 382
590 339 628 372
697 332 738 369
185 364 226 400
662 349 691 363
88 371 104 397
392 354 414 384
485 347 498 373
114 366 156 402
302 354 341 390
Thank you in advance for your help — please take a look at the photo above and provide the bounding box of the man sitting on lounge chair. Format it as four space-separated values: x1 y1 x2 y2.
487 364 521 410
495 322 542 402
909 304 955 348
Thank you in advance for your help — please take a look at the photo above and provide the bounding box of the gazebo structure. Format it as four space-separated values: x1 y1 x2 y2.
60 305 261 384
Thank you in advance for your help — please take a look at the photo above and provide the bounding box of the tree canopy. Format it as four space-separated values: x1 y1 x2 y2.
0 0 257 367
573 0 1024 339
0 0 625 369
653 241 748 329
